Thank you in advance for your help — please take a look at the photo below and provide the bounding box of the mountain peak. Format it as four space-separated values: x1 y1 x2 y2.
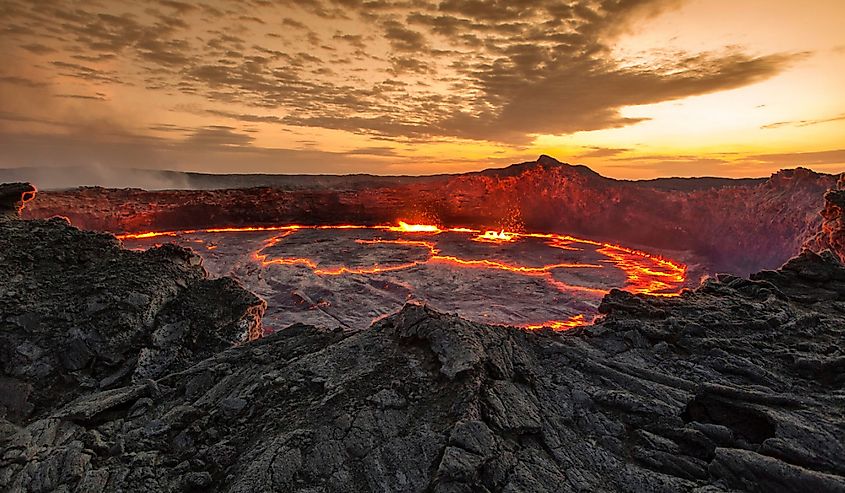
536 154 562 166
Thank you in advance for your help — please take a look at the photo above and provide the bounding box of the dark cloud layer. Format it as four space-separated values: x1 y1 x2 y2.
0 124 400 175
599 148 845 178
762 113 845 130
1 0 803 144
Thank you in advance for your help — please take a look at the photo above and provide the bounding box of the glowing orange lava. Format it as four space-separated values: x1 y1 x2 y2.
20 187 36 206
524 314 591 330
348 238 603 289
473 230 517 243
388 221 441 233
12 184 38 217
534 233 687 296
117 225 305 240
595 244 686 296
429 255 599 273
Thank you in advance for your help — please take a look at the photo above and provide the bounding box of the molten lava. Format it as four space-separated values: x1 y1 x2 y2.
118 221 688 332
118 225 304 240
389 221 441 233
14 185 37 215
473 230 517 243
21 189 36 204
524 314 591 330
596 244 686 296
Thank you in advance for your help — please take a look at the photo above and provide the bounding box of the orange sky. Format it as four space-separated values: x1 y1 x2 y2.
0 0 843 179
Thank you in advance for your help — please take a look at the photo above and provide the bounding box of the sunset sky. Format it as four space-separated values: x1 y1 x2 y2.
1 0 843 179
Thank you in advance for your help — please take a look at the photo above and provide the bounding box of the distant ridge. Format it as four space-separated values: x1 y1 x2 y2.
0 155 819 191
630 176 764 191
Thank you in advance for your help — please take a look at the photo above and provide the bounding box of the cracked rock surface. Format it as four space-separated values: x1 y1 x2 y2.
0 214 265 424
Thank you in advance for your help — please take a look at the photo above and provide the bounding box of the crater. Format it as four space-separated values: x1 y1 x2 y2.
119 223 687 332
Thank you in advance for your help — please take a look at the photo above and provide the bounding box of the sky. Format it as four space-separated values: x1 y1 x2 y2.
1 0 843 179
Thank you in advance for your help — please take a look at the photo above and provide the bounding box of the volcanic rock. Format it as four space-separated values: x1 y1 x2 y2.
2 204 845 491
806 174 845 263
0 197 265 423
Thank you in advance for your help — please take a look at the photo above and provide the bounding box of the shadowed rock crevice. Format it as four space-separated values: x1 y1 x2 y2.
682 394 776 445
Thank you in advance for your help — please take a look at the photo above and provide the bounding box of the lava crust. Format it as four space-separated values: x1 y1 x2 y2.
118 223 686 331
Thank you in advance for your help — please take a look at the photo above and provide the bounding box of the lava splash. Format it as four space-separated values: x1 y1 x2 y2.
119 222 686 332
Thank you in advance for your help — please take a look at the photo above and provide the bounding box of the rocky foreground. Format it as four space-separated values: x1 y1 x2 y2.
2 183 845 492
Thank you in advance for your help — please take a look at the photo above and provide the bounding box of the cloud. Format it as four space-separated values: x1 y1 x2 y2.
332 33 367 49
592 148 845 178
436 50 803 143
0 0 815 167
742 149 845 167
157 0 198 14
20 43 55 54
761 113 845 129
0 124 395 176
576 147 632 158
56 93 109 101
185 126 255 147
0 75 48 88
344 146 401 156
282 18 308 30
381 20 428 52
206 110 287 125
50 61 125 85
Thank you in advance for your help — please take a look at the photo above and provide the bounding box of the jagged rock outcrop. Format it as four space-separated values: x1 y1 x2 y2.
0 186 265 424
2 211 845 491
806 174 845 263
